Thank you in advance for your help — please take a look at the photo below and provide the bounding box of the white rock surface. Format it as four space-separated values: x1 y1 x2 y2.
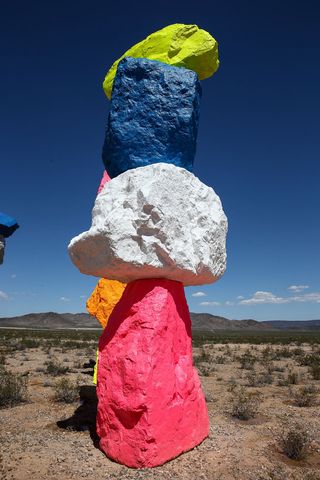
68 163 227 286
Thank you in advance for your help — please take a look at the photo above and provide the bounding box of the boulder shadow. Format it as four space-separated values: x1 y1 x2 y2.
56 385 100 448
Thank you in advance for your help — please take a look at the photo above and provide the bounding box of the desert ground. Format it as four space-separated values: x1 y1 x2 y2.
0 329 320 480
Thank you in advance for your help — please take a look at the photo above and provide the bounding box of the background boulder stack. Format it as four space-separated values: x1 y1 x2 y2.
0 212 19 265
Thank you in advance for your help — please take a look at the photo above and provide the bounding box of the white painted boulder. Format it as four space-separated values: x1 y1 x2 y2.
68 163 227 286
0 236 5 265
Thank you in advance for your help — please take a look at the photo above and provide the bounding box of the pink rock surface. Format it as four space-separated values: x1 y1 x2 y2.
97 278 209 468
97 170 111 194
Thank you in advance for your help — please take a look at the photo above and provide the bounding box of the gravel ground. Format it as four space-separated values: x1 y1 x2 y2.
0 343 319 480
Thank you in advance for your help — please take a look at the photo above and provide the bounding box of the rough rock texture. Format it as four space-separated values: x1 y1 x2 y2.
86 278 126 329
103 23 219 99
97 170 111 194
102 57 201 178
97 278 209 468
68 163 228 286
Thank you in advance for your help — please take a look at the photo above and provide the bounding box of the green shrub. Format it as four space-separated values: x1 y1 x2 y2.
13 338 40 350
54 377 79 403
0 370 27 408
45 360 70 376
280 421 312 460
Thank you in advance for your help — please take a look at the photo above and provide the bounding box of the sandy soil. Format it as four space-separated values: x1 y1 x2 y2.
0 342 319 480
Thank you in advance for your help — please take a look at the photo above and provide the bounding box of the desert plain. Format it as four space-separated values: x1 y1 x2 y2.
0 328 320 480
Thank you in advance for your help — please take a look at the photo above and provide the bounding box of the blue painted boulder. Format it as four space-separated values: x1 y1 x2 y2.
0 212 19 238
102 57 202 178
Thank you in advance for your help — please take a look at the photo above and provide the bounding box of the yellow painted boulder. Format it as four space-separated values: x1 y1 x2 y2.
103 23 219 99
86 278 126 329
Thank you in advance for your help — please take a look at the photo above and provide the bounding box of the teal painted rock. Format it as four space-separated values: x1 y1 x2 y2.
102 57 201 178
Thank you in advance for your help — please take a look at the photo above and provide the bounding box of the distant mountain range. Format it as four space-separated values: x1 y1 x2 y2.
0 312 99 329
0 312 319 331
189 313 273 331
261 319 320 330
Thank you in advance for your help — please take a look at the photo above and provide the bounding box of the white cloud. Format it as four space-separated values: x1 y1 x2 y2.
237 295 244 300
200 301 220 306
192 291 206 297
10 274 17 279
225 301 234 306
288 285 309 293
60 296 70 302
0 290 9 300
239 291 289 305
292 292 320 303
239 290 320 305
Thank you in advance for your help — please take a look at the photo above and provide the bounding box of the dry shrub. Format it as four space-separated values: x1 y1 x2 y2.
275 347 292 359
54 377 79 403
196 362 215 376
292 385 318 407
230 386 261 420
280 420 312 460
215 355 226 364
309 363 320 380
246 370 273 387
0 369 27 408
0 352 6 366
256 464 287 480
239 351 256 370
287 370 299 385
265 360 276 374
227 377 237 392
299 354 319 366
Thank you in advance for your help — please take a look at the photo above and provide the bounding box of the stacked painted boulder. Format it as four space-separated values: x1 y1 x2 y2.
69 23 228 468
0 212 19 265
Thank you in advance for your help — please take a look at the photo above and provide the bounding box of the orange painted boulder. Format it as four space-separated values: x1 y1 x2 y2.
97 278 209 468
86 278 126 329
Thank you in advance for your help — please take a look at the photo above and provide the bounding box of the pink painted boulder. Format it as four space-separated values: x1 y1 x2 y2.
97 170 111 194
97 278 209 468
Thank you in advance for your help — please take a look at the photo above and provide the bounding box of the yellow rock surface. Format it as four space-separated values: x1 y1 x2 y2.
103 23 219 99
86 278 126 329
93 348 98 385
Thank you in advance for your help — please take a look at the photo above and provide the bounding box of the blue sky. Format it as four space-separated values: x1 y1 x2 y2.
1 0 319 320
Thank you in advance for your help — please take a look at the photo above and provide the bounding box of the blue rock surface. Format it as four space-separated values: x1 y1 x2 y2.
0 212 19 238
102 57 202 178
